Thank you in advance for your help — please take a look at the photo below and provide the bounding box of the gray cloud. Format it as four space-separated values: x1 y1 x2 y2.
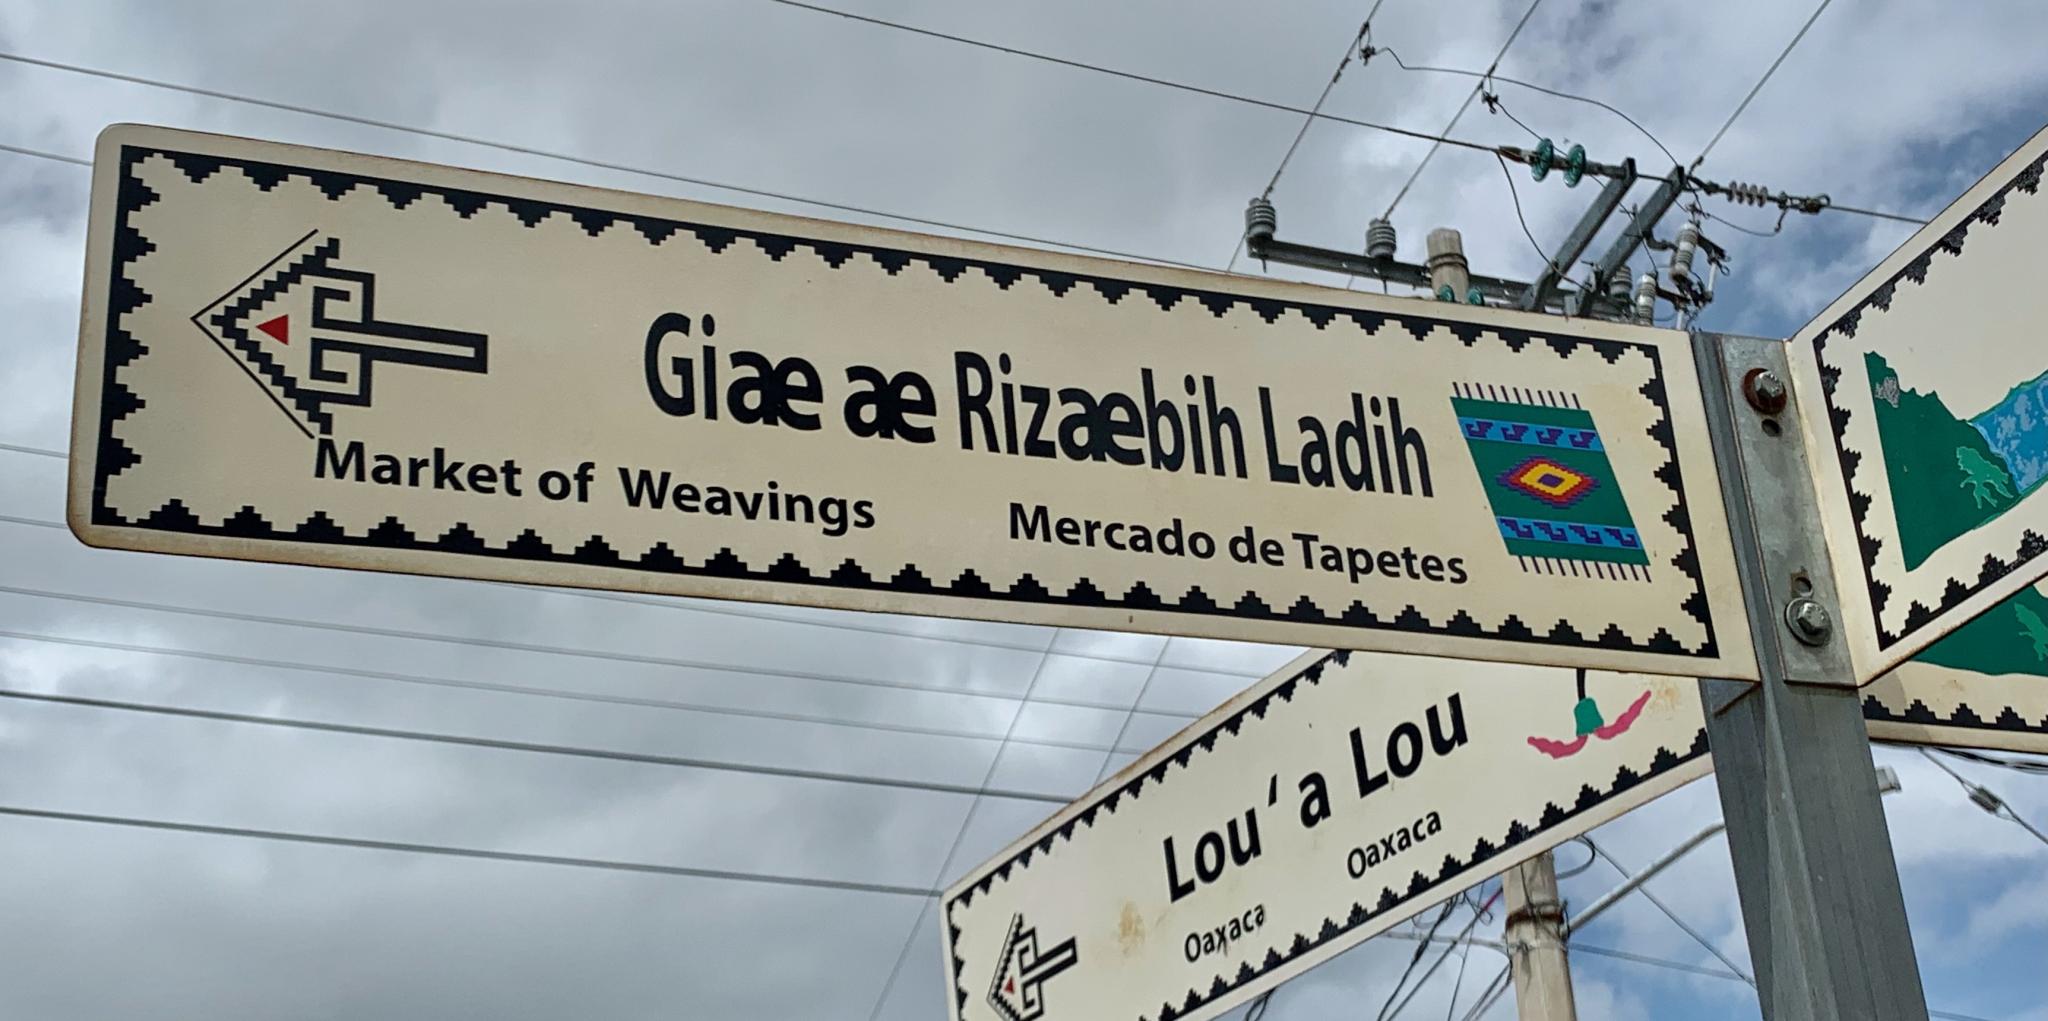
2 0 2046 1019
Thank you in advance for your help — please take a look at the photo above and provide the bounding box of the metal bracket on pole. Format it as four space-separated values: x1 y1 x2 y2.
1518 159 1636 311
1693 331 1929 1021
1567 167 1686 317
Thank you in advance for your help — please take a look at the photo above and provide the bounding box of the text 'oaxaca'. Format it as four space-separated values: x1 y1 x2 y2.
943 651 1712 1021
68 123 1754 678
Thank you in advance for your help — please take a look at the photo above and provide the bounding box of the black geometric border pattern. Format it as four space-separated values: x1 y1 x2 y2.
1809 147 2048 649
97 144 1717 658
940 649 1712 1021
1862 692 2048 738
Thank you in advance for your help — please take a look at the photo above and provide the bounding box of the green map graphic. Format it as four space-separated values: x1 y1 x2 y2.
1864 353 2048 677
1913 583 2048 676
1863 353 2038 568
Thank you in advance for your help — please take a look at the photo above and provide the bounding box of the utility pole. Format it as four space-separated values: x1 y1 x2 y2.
1445 215 1578 1021
1502 854 1578 1021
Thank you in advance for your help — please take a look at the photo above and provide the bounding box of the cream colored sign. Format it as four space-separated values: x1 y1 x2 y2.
1791 122 2048 681
69 124 1754 678
942 651 1710 1021
1859 580 2048 753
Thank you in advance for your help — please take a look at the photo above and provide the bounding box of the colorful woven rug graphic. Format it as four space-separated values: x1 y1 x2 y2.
1452 384 1651 580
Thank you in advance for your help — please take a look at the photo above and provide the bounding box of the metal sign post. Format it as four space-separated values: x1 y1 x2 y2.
1694 331 1928 1021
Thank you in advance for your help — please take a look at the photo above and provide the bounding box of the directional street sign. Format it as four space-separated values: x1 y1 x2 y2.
68 124 1756 678
942 650 1712 1021
1790 123 2048 681
1862 581 2048 753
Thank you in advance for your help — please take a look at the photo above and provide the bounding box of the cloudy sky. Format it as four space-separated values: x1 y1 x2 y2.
3 0 2047 1019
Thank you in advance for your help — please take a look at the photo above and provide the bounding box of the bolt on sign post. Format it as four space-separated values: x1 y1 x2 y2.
1788 123 2048 683
944 651 1712 1021
68 124 1755 679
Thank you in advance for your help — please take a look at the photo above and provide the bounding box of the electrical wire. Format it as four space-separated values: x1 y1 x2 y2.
1381 0 1549 218
0 37 1512 212
0 60 1210 274
1553 835 1596 880
0 574 1200 718
0 141 89 168
1919 747 2048 847
1484 96 1544 143
0 441 66 459
0 804 937 897
1440 937 1473 1021
0 507 1245 699
861 630 1065 1021
1825 201 1929 225
0 686 1075 804
1383 890 1499 1021
1692 0 1835 168
1262 17 1377 200
0 452 1265 680
1931 746 2048 776
8 789 2025 1005
749 2 1512 158
1372 47 1679 168
1376 899 1459 1021
0 623 1146 755
1585 838 1754 984
1699 206 1787 239
1092 637 1174 783
1494 153 1560 276
1225 14 1379 273
1245 990 1273 1021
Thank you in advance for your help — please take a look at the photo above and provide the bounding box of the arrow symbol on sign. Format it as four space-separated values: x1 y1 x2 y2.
190 230 488 439
256 314 290 345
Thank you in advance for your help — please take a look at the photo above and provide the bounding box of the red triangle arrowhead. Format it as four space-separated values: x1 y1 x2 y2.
256 314 289 345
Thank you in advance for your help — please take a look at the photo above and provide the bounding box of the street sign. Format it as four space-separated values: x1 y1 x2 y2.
68 124 1755 678
941 650 1711 1021
1790 123 2048 681
1862 581 2048 754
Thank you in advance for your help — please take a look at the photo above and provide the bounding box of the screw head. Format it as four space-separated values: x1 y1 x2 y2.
1743 368 1789 416
1785 597 1833 646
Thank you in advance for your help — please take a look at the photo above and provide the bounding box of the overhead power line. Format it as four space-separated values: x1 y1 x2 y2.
1388 929 1998 1021
0 686 1074 805
1928 746 2048 776
1693 0 1835 168
753 1 1505 158
0 575 1195 718
1371 46 1679 168
1920 747 2048 847
1584 837 1755 984
861 628 1069 1021
0 804 937 897
1224 14 1378 274
0 53 1207 272
0 447 1262 682
0 441 68 459
0 141 89 168
1382 0 1549 218
0 623 1158 754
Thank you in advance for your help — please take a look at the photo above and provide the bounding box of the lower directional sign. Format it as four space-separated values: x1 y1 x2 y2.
941 651 1711 1021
